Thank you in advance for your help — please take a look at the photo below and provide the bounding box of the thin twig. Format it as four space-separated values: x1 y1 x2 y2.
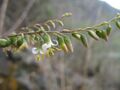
3 0 36 36
0 0 9 35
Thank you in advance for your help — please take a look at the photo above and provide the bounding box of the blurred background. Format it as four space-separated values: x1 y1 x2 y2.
0 0 120 90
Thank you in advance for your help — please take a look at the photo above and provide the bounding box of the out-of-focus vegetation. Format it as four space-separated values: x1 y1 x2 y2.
0 0 120 90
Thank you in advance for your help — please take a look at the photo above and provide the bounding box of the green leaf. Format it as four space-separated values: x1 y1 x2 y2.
88 30 99 40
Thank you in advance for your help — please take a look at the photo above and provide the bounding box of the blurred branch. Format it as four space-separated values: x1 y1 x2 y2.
0 0 9 35
3 0 36 36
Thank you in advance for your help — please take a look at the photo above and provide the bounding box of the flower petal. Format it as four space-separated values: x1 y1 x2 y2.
41 43 50 54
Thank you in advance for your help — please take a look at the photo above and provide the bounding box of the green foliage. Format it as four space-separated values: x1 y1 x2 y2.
0 12 120 60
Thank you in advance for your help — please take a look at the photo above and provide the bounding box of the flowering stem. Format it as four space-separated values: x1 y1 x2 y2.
5 14 120 38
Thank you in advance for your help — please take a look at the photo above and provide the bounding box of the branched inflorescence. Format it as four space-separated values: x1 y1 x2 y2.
0 13 120 61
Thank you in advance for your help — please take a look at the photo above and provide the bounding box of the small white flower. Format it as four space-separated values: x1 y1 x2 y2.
32 39 58 55
32 47 39 54
40 43 50 54
39 39 58 54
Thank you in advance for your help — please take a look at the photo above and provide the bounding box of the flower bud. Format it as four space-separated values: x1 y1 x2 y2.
35 54 41 61
101 31 108 41
72 32 81 40
47 20 56 28
106 25 112 36
55 20 64 27
96 30 108 41
96 30 102 38
88 31 99 40
62 12 72 18
63 36 73 52
115 21 120 29
48 49 54 56
44 24 51 31
57 36 68 53
80 34 88 47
